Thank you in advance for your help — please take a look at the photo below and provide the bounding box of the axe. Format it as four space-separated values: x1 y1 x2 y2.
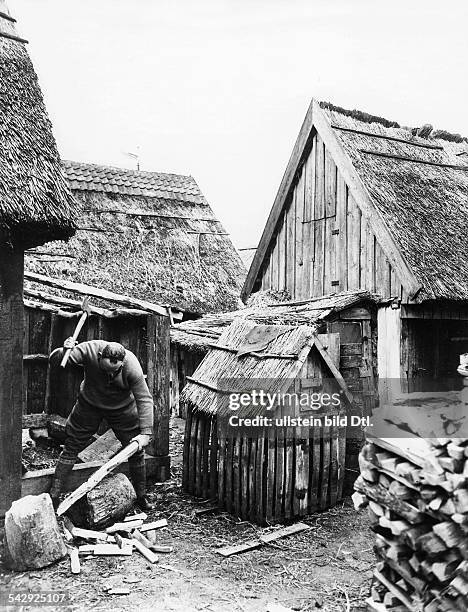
60 296 92 368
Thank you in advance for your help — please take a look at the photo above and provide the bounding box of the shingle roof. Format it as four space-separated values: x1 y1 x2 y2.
63 160 206 204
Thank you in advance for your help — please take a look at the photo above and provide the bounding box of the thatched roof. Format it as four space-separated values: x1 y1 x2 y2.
244 98 468 303
181 318 316 417
319 101 468 302
0 2 76 249
24 160 246 314
171 289 377 352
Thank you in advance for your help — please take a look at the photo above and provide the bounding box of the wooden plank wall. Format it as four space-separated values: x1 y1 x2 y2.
259 132 404 301
23 306 153 419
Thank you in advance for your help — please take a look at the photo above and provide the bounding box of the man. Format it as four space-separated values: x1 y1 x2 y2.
49 337 155 511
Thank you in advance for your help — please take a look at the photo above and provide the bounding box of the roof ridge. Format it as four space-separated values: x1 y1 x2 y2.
62 159 194 181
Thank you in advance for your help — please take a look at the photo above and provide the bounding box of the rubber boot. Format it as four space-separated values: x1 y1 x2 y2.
129 457 155 512
49 460 74 510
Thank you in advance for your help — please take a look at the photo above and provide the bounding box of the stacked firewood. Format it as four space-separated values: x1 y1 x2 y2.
353 435 468 611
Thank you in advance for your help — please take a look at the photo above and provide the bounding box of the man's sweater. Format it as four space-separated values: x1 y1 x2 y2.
66 340 154 435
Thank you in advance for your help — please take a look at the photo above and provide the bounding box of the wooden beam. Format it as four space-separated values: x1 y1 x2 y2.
147 314 170 460
0 249 24 516
241 99 316 300
20 455 170 499
24 272 176 318
331 125 443 150
313 336 353 405
360 148 468 170
311 100 422 299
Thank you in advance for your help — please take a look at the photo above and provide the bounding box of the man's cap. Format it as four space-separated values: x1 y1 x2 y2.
101 342 126 362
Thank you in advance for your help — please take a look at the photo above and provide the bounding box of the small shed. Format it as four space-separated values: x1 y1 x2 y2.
20 273 171 495
182 319 354 525
0 1 76 516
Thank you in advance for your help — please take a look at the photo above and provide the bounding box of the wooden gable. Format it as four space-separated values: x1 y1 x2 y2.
243 100 421 303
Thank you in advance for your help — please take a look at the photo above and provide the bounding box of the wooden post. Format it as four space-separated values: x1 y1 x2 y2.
0 249 24 517
147 314 170 463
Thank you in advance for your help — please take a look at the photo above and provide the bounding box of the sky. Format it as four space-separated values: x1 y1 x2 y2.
12 0 468 252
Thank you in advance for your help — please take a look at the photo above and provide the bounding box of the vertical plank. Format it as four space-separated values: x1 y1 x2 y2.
195 415 204 497
336 175 347 291
278 215 286 291
0 250 24 516
347 193 361 289
217 430 226 508
225 436 233 513
209 417 218 501
274 432 285 521
314 135 325 220
147 314 170 460
248 437 257 522
232 436 241 517
241 435 250 519
44 312 57 414
295 170 305 299
293 437 308 517
283 429 294 520
325 149 337 218
308 423 320 513
320 424 331 509
182 408 193 491
266 431 276 523
336 429 346 502
286 193 296 298
201 415 210 499
256 433 265 524
328 425 339 507
303 136 316 299
359 215 368 289
312 219 325 297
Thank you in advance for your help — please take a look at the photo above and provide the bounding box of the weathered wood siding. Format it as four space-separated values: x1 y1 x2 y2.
259 132 403 300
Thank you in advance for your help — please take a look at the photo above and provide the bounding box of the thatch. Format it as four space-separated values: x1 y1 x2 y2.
181 318 315 417
0 4 76 249
319 102 468 302
24 160 246 314
171 289 377 352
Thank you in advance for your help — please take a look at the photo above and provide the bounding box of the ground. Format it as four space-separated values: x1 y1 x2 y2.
0 420 375 612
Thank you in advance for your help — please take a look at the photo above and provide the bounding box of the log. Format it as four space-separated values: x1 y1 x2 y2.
4 494 67 570
57 440 139 516
81 473 136 529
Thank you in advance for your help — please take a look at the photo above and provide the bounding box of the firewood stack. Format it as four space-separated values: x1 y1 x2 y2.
353 432 468 611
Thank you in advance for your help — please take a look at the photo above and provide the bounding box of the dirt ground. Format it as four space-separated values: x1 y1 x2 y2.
0 420 375 612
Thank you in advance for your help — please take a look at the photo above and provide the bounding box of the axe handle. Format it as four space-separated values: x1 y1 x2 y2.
60 312 89 368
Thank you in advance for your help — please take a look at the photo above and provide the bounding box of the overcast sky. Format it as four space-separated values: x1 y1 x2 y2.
13 0 468 251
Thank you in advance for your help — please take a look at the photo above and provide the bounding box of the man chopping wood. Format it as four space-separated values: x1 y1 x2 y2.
48 338 155 512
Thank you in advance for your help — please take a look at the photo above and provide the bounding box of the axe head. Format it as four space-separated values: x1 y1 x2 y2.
81 296 91 315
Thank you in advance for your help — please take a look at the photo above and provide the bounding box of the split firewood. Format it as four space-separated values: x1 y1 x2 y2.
433 522 465 548
106 520 144 534
416 532 447 557
453 488 468 513
93 544 133 556
351 491 368 510
68 548 80 574
78 545 95 554
131 539 159 564
431 560 460 582
139 519 168 532
447 443 466 461
378 517 410 537
133 529 173 554
71 527 112 541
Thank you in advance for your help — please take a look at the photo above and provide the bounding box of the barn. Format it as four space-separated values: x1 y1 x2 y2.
242 98 468 399
0 1 76 516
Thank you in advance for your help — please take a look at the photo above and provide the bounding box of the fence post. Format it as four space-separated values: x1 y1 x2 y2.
147 314 170 461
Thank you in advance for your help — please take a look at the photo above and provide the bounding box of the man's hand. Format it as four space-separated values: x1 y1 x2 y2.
131 434 151 450
63 336 78 350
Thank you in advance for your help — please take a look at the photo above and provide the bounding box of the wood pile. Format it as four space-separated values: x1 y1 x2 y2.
353 431 468 611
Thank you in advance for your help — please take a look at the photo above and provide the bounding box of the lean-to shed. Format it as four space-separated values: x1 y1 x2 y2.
182 319 354 524
25 160 246 316
242 98 468 397
0 0 76 515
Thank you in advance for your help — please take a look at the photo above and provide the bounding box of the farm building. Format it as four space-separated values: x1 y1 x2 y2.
182 318 354 525
0 1 76 516
25 160 246 316
175 289 381 500
242 98 468 397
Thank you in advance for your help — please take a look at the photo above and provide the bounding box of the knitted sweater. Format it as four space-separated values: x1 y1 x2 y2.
65 340 154 435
